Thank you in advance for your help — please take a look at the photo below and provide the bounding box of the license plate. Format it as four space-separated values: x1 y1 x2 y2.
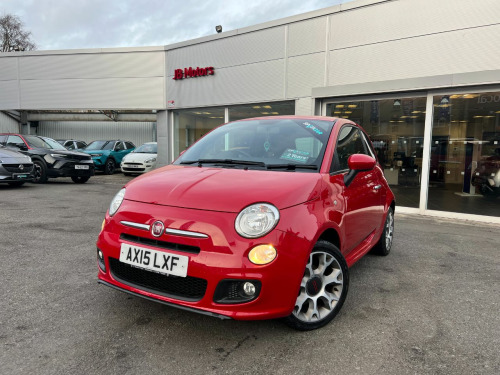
15 174 28 179
75 165 89 169
128 165 141 168
119 243 188 277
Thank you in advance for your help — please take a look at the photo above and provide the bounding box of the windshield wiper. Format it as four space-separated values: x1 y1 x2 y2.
266 164 318 171
180 159 266 167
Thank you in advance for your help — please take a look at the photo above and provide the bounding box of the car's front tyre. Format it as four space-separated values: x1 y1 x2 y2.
103 159 115 175
284 240 349 331
71 176 90 183
32 159 48 183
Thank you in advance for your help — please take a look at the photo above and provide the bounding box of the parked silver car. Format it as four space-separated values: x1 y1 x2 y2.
0 146 34 186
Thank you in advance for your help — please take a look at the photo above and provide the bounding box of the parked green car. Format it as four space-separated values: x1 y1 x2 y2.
83 140 135 174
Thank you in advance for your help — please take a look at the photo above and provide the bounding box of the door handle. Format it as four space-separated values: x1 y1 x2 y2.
373 184 382 191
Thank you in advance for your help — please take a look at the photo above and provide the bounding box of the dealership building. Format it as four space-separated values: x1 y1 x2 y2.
1 0 499 223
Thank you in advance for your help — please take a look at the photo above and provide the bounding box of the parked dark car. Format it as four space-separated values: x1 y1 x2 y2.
0 133 95 183
0 145 34 186
56 139 88 151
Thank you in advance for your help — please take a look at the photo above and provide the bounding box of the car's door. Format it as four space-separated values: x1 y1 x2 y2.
113 141 128 163
328 125 385 254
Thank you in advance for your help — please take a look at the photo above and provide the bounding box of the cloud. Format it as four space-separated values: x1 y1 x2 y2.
1 0 349 50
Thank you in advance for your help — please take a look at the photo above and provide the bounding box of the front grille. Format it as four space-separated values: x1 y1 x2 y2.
109 258 207 301
123 167 145 172
120 233 201 254
2 163 34 173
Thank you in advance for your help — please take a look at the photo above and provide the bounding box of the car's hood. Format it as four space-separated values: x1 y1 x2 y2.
123 152 157 163
0 147 31 161
83 150 109 155
124 165 323 212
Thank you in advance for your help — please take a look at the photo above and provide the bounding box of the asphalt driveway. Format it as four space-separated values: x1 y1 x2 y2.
0 174 499 375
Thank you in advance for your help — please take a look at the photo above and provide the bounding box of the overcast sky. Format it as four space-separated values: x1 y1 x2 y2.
0 0 354 51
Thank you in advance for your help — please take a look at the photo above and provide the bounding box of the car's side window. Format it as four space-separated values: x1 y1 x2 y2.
0 135 7 144
360 131 376 159
66 141 76 150
76 142 86 149
7 135 26 149
331 126 368 173
125 142 135 149
115 142 125 151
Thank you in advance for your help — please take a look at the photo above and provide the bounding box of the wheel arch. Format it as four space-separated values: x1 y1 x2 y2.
317 227 341 252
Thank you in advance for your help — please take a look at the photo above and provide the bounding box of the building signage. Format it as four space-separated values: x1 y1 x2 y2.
173 66 214 80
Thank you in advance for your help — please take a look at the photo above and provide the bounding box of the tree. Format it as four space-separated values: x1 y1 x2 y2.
1 14 36 52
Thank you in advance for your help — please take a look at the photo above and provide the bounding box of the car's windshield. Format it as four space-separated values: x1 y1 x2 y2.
174 118 334 172
85 141 115 150
134 143 157 153
24 135 67 150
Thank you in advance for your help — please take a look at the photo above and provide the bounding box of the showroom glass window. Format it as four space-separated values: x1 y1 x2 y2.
428 91 500 217
173 107 225 156
229 101 294 121
326 97 426 208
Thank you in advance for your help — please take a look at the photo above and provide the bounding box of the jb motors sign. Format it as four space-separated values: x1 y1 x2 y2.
173 66 215 80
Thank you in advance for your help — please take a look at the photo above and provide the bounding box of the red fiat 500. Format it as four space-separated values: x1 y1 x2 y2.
97 116 395 330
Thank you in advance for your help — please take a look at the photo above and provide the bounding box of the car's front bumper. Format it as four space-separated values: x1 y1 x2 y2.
121 161 156 174
46 159 95 178
0 163 34 183
97 200 311 320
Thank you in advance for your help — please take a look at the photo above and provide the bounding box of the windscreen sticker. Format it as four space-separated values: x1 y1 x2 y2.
302 122 323 135
280 149 311 164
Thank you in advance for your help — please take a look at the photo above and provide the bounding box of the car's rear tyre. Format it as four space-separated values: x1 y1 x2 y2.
103 159 115 175
32 159 48 183
284 241 349 331
71 176 90 184
8 181 25 187
372 207 394 256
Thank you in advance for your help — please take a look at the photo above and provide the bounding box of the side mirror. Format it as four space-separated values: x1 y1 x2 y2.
344 154 376 187
18 144 29 151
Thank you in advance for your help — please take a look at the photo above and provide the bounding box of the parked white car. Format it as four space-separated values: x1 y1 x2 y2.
120 142 157 175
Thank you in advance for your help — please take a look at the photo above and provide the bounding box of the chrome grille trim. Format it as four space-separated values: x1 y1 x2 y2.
165 228 209 239
120 221 150 231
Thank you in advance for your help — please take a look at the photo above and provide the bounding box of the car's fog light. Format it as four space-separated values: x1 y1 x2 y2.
97 248 106 272
243 282 256 296
248 245 277 265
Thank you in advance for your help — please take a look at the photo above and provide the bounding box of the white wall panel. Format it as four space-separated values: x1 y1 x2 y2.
0 111 19 132
167 59 284 107
20 77 165 109
0 81 20 109
20 52 165 79
288 16 327 57
167 27 285 73
328 24 500 86
330 0 500 50
0 57 18 80
37 121 155 147
287 53 325 98
295 97 313 116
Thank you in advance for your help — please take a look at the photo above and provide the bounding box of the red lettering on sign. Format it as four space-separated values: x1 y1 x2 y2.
172 66 215 80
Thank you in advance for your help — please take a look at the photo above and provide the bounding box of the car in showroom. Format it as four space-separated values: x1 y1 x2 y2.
56 139 88 151
96 116 395 330
0 145 34 186
83 140 135 175
0 133 94 183
120 142 157 175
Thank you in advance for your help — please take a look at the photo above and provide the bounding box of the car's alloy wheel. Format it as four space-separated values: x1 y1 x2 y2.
284 241 348 331
32 160 48 183
71 176 90 184
372 207 394 256
104 159 115 175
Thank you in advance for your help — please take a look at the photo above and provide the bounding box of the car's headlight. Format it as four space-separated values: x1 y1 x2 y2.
109 188 126 216
144 157 157 163
235 203 280 238
92 153 103 157
50 153 66 158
